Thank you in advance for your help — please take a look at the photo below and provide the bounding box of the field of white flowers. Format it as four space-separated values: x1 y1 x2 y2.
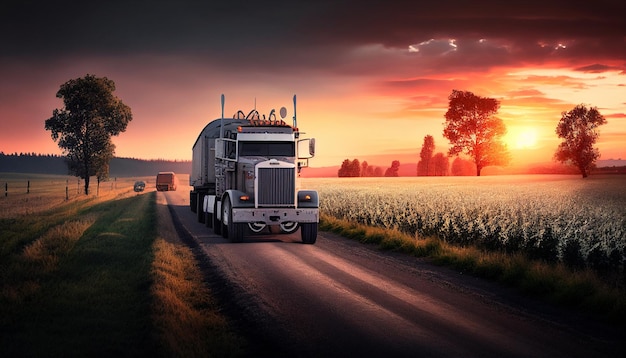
303 174 626 273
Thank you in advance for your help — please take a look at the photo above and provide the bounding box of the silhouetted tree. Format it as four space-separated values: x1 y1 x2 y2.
350 159 361 177
554 104 607 178
361 161 369 177
443 90 510 176
338 159 351 177
431 153 449 176
384 160 400 177
45 74 132 194
450 157 475 176
338 158 361 177
417 135 435 176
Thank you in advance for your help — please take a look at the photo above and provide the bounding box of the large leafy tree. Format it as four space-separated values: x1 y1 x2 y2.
417 135 435 176
554 104 607 178
443 90 509 176
45 74 132 194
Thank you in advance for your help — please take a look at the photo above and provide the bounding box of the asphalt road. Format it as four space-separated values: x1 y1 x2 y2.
161 190 624 357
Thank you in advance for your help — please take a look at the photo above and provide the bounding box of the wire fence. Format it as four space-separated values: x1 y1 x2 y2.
0 175 155 218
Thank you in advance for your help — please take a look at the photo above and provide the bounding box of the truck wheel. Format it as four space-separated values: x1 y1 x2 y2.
213 200 221 236
300 223 317 244
205 211 212 228
197 193 206 223
223 197 244 243
220 197 229 239
190 192 197 213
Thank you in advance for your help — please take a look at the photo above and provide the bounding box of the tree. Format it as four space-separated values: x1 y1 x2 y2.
45 74 132 194
338 158 361 177
417 135 435 176
554 104 607 178
338 159 351 177
361 161 369 177
450 157 475 176
384 160 400 177
443 90 509 176
431 152 449 176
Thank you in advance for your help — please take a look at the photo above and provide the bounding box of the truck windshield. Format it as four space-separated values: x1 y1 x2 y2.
239 141 295 157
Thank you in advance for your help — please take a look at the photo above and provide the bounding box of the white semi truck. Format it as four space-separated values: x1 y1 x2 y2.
189 95 319 244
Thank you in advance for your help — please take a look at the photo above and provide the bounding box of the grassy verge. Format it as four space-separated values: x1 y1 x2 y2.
152 193 246 357
1 191 245 357
319 213 626 325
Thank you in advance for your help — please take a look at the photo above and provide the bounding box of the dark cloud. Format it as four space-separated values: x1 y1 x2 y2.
1 0 624 74
574 64 622 73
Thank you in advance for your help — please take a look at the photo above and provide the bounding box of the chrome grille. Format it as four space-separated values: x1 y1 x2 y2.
257 167 295 206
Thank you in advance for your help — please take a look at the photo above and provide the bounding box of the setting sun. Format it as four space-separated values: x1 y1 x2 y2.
513 129 538 149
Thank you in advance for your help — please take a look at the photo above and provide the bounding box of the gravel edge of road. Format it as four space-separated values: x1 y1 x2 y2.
164 202 298 357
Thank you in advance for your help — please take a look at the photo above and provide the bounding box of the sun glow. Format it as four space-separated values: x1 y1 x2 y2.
510 128 538 149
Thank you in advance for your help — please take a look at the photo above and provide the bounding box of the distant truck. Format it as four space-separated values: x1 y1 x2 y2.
156 172 178 191
189 94 318 243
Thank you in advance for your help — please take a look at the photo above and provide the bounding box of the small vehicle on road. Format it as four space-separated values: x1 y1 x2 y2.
133 181 146 192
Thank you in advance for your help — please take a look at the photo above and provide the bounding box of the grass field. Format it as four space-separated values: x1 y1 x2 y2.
0 173 155 218
0 173 245 357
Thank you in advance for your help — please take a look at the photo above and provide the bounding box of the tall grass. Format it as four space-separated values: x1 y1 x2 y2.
1 176 245 357
151 239 246 357
1 193 159 356
151 191 246 357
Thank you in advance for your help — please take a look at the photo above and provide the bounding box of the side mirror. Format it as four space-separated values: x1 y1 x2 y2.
298 138 315 159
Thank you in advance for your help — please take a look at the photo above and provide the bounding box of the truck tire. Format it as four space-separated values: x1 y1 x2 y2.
300 223 317 244
190 191 197 213
213 200 221 236
223 196 245 243
220 198 229 239
205 211 212 228
197 193 206 224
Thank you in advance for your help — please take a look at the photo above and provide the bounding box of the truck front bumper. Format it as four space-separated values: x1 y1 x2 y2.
232 208 319 224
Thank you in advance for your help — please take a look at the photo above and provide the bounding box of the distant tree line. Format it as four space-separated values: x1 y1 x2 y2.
0 152 68 175
338 159 401 177
0 153 191 177
416 135 476 176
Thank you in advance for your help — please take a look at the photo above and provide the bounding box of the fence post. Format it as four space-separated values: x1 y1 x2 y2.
27 180 30 194
4 182 6 197
66 179 69 201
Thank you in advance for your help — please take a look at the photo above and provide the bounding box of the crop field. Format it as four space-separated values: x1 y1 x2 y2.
303 175 626 275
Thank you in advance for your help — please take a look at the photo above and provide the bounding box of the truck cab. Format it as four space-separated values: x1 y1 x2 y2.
190 95 318 244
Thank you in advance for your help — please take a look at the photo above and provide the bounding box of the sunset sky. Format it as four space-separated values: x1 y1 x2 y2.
1 1 624 169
